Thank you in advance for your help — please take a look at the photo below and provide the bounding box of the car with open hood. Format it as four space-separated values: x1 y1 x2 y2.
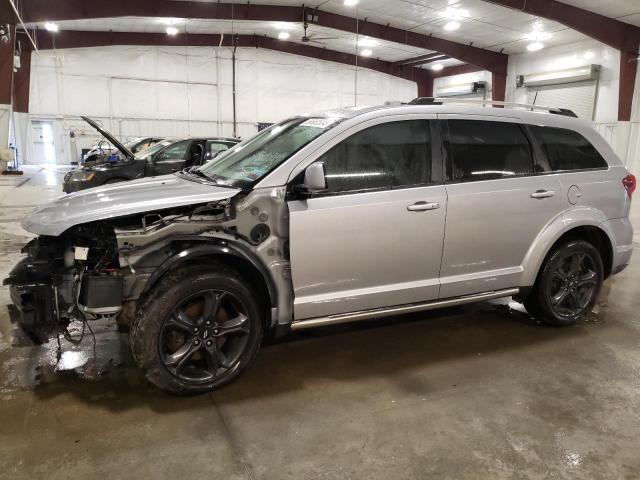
5 100 634 394
63 116 239 193
81 136 164 164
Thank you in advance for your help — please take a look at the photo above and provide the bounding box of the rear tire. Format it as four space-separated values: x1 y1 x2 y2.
130 263 264 395
524 240 603 327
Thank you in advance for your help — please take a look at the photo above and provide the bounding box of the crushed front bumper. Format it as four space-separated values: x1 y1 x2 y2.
4 259 60 343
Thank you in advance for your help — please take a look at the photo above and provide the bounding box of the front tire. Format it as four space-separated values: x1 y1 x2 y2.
131 263 264 394
524 240 603 327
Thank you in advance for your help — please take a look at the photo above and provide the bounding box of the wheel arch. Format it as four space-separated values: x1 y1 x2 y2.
140 238 278 326
521 209 615 287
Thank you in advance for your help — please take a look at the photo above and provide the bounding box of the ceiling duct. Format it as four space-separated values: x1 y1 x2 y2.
520 64 600 87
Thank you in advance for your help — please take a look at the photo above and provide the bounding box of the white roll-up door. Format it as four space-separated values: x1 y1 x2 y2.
527 80 597 120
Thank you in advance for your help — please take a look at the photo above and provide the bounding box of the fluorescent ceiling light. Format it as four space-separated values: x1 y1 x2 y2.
160 18 182 25
44 22 59 32
360 48 373 57
344 0 359 5
527 42 544 52
444 21 460 31
278 31 290 40
524 30 551 41
166 26 179 35
583 50 595 60
358 36 378 47
430 63 444 71
443 7 468 20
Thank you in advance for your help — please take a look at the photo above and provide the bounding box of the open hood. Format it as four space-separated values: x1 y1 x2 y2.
23 174 240 236
82 116 135 162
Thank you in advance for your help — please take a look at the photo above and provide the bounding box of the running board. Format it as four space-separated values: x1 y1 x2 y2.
290 288 519 330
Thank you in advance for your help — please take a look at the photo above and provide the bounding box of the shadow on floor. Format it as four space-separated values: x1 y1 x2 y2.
1 296 605 413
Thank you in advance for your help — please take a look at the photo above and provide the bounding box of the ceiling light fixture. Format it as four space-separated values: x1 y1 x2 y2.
160 18 182 25
358 36 379 47
430 63 444 71
166 26 179 35
444 21 460 31
527 41 544 52
360 48 373 57
278 31 290 40
344 0 359 6
44 22 59 32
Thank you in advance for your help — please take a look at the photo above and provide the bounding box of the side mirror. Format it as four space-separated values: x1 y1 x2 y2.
302 162 327 193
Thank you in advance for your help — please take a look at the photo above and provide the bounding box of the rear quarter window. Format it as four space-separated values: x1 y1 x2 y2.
530 125 607 171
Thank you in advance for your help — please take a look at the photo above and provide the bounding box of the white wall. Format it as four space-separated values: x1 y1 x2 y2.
505 39 621 123
25 45 417 164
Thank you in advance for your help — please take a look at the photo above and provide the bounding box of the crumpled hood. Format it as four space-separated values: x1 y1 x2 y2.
23 174 240 236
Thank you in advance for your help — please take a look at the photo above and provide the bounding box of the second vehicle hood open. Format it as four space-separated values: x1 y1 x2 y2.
23 174 241 236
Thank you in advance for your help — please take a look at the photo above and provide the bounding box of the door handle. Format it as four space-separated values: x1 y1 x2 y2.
530 189 556 199
407 201 440 212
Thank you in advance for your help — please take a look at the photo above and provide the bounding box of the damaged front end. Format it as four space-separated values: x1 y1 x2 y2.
4 223 122 343
5 183 293 344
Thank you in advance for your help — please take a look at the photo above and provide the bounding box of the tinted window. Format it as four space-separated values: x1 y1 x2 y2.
445 120 534 182
155 140 190 163
530 125 607 171
318 120 431 194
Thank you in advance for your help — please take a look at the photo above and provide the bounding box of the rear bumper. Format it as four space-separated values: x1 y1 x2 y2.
602 217 633 275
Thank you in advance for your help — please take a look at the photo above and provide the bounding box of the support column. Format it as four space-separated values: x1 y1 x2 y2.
12 48 31 167
491 71 506 102
0 25 16 150
417 77 434 98
619 48 639 122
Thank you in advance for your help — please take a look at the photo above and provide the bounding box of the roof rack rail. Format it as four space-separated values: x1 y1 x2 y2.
407 97 578 118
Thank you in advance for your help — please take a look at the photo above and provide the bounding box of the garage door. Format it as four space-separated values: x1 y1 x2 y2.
527 81 597 120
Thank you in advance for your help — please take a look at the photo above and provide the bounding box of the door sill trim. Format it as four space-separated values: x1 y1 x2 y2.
290 288 519 330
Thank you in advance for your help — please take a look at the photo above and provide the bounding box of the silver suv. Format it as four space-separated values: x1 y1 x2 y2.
5 100 635 394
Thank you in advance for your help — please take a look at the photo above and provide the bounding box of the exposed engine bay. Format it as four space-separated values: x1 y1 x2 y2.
4 187 292 343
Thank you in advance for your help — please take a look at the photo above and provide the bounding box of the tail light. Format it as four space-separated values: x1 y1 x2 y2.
623 174 636 199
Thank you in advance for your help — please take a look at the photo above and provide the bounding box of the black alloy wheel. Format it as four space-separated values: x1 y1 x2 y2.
160 290 251 383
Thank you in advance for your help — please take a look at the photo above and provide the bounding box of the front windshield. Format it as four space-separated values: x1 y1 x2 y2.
197 117 342 187
135 139 174 159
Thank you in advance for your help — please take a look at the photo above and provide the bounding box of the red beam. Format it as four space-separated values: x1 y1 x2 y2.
0 25 15 105
432 64 484 78
13 48 31 113
19 0 508 73
32 30 433 86
395 53 450 67
491 72 506 102
619 50 638 122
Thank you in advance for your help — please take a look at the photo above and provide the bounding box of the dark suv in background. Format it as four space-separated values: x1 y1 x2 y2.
63 117 239 193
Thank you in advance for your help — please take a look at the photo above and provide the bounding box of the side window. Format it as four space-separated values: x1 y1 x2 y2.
530 125 607 171
317 120 431 194
205 141 230 159
155 140 190 163
445 120 534 182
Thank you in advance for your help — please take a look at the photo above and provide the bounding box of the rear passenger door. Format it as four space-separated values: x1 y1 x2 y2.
438 115 563 298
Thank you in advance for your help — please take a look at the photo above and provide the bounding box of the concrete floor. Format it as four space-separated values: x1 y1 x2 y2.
1 166 640 479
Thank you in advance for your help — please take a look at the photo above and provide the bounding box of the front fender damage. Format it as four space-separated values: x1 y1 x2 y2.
5 187 293 343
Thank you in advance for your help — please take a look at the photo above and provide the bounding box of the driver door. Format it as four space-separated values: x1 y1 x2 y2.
146 140 191 175
287 117 447 320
